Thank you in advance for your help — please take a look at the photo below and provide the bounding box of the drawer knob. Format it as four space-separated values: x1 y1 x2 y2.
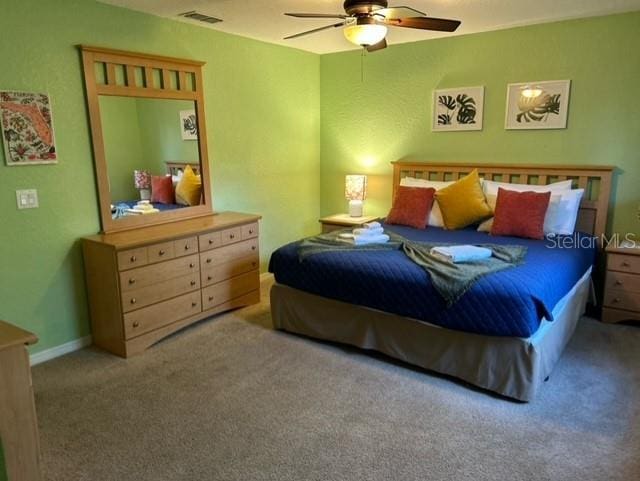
249 229 254 234
252 246 256 251
190 263 195 268
130 255 136 262
130 298 136 305
192 302 198 308
129 278 136 285
615 280 623 286
207 276 212 281
206 259 212 264
159 250 165 256
185 245 190 250
191 281 196 286
613 298 621 304
209 239 214 245
209 296 214 301
252 262 257 267
622 261 631 267
132 321 140 328
230 234 235 239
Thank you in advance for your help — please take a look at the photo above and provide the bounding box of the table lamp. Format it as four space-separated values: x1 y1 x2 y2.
345 174 367 217
134 170 151 200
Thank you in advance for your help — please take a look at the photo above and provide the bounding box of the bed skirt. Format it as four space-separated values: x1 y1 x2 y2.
270 268 591 401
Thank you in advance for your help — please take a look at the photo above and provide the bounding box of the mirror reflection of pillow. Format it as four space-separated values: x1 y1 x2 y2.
150 175 175 204
175 165 202 206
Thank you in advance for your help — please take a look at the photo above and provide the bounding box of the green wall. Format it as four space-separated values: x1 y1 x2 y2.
0 0 320 354
320 12 640 236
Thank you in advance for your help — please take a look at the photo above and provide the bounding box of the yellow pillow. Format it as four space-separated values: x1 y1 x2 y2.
435 169 492 229
175 165 202 206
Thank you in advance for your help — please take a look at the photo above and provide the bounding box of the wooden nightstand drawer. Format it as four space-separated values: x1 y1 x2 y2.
608 253 640 274
602 307 640 324
605 271 640 294
603 288 640 312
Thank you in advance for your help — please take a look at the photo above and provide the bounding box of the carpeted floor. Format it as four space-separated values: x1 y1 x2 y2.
33 279 640 481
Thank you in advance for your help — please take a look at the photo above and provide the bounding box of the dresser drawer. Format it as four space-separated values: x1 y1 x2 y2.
174 236 198 257
603 288 640 312
220 226 242 246
202 270 259 311
121 273 201 313
124 291 202 339
602 307 640 324
120 254 199 292
608 253 640 275
200 239 259 268
241 222 259 240
201 255 259 287
117 247 148 271
147 241 175 264
606 271 640 294
199 231 222 252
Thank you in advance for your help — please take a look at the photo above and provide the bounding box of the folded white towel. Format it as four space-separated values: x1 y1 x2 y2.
339 234 390 246
353 227 384 236
430 245 492 263
362 221 381 230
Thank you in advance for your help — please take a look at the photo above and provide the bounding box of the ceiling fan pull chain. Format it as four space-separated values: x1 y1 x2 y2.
361 48 365 83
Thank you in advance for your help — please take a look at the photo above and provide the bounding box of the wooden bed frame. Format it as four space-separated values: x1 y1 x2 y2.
392 161 614 241
165 161 200 176
270 161 617 401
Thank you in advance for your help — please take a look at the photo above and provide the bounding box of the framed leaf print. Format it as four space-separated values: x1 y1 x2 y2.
179 109 198 140
505 80 571 130
0 91 58 165
432 86 484 132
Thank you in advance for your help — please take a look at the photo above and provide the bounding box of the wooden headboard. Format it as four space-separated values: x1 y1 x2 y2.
165 161 200 176
392 161 614 240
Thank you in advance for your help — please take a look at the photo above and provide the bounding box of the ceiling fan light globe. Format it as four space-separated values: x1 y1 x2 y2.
344 23 387 47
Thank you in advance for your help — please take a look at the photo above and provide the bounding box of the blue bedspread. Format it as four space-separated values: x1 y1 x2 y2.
268 224 596 337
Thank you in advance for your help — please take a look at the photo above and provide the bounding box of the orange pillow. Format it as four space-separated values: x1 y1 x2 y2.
150 175 175 204
386 186 435 229
435 169 492 229
491 188 551 240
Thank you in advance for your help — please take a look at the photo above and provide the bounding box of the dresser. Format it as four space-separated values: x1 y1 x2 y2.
83 212 261 357
602 245 640 324
0 321 41 481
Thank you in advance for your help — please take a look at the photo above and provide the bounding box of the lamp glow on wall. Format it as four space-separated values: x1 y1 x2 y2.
345 174 367 217
134 170 151 200
344 17 387 47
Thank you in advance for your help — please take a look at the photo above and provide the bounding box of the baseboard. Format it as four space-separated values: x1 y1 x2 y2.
30 335 93 366
260 272 274 283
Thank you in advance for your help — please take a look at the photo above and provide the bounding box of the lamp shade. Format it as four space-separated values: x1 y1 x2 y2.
345 174 367 201
134 170 151 190
344 18 387 47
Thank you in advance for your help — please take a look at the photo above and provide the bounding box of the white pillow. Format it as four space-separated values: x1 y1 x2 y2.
399 177 454 228
478 188 584 236
483 179 573 197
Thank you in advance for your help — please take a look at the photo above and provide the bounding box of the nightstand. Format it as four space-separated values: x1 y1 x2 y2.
602 245 640 323
319 214 380 234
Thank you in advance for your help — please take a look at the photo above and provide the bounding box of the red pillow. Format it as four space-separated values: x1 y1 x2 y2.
491 188 551 239
386 186 435 229
151 175 175 204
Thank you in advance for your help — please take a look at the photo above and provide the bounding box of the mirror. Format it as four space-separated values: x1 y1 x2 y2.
80 45 212 233
99 96 202 219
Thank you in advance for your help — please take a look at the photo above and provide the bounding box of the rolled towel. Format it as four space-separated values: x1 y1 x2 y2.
338 234 390 246
353 227 384 236
430 245 492 263
362 221 381 230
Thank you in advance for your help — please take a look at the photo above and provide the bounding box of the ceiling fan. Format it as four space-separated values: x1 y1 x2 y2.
284 0 461 52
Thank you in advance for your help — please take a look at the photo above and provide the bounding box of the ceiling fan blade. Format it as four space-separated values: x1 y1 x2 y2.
374 6 427 19
366 38 388 53
284 22 345 40
384 16 461 32
285 13 347 19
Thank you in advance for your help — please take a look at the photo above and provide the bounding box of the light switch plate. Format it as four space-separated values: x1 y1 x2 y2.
16 189 39 209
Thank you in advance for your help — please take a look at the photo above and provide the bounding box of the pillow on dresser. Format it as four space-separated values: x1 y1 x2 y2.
386 186 436 229
491 188 551 240
150 175 175 204
435 169 492 230
175 165 202 206
399 177 453 228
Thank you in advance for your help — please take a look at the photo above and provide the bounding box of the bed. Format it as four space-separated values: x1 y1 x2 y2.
269 162 614 401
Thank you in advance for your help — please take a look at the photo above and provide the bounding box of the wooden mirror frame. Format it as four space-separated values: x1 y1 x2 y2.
79 45 213 233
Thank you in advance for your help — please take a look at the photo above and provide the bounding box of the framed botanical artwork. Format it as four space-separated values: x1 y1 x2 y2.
505 80 571 130
432 86 484 132
179 109 198 140
0 91 58 165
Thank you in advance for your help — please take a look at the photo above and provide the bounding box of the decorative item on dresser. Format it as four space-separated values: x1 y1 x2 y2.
602 245 640 324
319 214 380 234
0 321 42 481
83 212 261 358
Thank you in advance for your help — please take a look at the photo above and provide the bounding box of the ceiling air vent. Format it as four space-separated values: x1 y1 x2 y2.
178 11 223 24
